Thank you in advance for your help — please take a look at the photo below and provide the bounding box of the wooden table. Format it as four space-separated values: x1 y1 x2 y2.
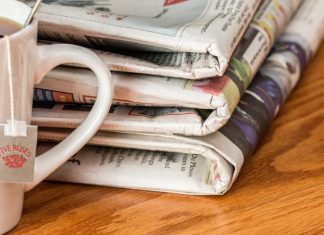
9 43 324 234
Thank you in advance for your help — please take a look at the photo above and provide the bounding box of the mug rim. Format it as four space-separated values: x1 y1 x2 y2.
0 18 37 42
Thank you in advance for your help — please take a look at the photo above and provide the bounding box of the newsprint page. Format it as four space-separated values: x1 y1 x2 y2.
23 0 261 77
37 0 323 195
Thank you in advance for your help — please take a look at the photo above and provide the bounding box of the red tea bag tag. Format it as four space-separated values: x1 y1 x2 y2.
0 123 37 183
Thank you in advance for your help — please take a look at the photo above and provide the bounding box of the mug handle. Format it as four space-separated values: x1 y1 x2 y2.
24 44 113 191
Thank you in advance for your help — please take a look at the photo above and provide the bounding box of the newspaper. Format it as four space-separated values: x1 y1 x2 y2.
37 40 247 80
33 0 301 136
36 0 324 195
20 0 261 78
33 104 208 136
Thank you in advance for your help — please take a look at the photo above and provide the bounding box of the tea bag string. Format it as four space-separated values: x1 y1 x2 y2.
5 36 17 136
24 0 42 27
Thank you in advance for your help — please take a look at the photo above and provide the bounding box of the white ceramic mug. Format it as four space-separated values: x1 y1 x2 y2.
0 1 113 234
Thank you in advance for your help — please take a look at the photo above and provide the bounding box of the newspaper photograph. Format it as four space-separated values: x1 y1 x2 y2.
21 0 261 77
36 0 324 195
34 0 301 136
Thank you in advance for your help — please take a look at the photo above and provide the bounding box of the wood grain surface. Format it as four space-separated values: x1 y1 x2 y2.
9 43 324 235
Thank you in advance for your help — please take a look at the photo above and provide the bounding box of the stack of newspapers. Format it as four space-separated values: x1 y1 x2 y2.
23 0 323 194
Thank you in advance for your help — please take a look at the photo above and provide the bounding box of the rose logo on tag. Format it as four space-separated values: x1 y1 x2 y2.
2 155 27 168
0 145 32 169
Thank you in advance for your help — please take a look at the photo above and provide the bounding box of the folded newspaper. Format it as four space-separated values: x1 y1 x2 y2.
21 0 262 78
36 0 324 195
33 0 300 136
